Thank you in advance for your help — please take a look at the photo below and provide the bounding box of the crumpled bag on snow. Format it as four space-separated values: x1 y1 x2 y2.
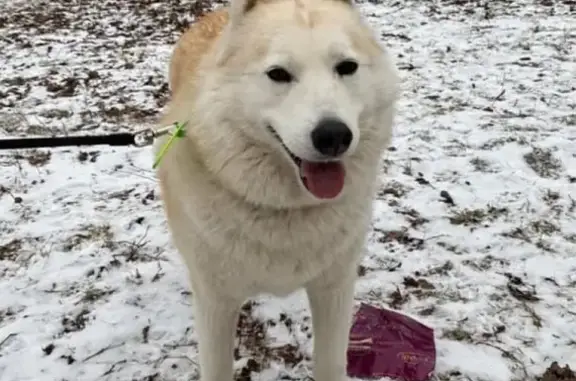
347 303 436 381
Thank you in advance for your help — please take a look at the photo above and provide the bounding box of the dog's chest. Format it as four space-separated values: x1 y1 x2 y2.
190 199 369 296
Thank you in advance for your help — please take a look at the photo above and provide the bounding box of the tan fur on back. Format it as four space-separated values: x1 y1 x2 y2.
168 10 229 96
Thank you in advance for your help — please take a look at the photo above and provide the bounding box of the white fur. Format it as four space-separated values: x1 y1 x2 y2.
155 0 399 380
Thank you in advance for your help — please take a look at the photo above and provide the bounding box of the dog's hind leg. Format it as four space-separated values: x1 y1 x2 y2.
193 291 241 381
306 262 357 381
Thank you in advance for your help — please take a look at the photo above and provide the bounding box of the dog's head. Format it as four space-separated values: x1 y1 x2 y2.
194 0 399 208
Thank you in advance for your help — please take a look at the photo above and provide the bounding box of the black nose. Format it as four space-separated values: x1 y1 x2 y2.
310 118 353 157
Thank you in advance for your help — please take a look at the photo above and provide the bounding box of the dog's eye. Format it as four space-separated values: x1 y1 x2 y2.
335 60 358 76
266 67 293 83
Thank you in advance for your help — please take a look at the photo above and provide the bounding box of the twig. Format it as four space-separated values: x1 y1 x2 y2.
0 333 17 350
83 342 125 362
494 89 506 101
151 261 165 282
476 341 528 379
102 359 127 377
154 354 196 368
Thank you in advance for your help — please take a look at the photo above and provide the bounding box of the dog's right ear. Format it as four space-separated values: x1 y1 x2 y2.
228 0 260 28
213 0 261 65
330 0 355 6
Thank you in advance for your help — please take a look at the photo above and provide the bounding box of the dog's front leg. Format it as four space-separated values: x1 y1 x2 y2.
306 265 357 381
193 291 241 381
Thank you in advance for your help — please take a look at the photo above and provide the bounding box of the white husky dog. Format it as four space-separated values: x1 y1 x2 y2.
155 0 399 379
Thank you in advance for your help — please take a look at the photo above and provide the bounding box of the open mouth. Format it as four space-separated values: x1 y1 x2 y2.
266 126 345 200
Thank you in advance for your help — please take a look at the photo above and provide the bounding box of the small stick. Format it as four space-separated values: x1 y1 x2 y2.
83 342 125 362
0 333 17 350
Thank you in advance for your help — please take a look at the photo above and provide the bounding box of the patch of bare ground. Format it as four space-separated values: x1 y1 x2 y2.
539 363 576 381
234 301 308 381
524 147 565 179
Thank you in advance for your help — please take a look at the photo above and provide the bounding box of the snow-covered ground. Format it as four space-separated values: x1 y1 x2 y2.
1 0 575 380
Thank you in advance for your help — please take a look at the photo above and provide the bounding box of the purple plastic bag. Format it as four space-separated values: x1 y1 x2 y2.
346 303 436 381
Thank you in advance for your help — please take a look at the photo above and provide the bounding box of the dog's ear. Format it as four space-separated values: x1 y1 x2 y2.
229 0 355 27
228 0 260 27
331 0 355 6
214 0 261 64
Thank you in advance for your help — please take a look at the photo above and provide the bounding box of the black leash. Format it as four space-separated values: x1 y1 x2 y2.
0 133 136 150
0 126 174 150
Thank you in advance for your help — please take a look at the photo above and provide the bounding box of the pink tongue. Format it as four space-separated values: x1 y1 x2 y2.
301 161 345 199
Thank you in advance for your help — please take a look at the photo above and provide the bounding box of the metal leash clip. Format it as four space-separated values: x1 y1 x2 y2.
133 124 176 147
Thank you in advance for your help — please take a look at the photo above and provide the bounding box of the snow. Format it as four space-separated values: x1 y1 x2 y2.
0 0 575 381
